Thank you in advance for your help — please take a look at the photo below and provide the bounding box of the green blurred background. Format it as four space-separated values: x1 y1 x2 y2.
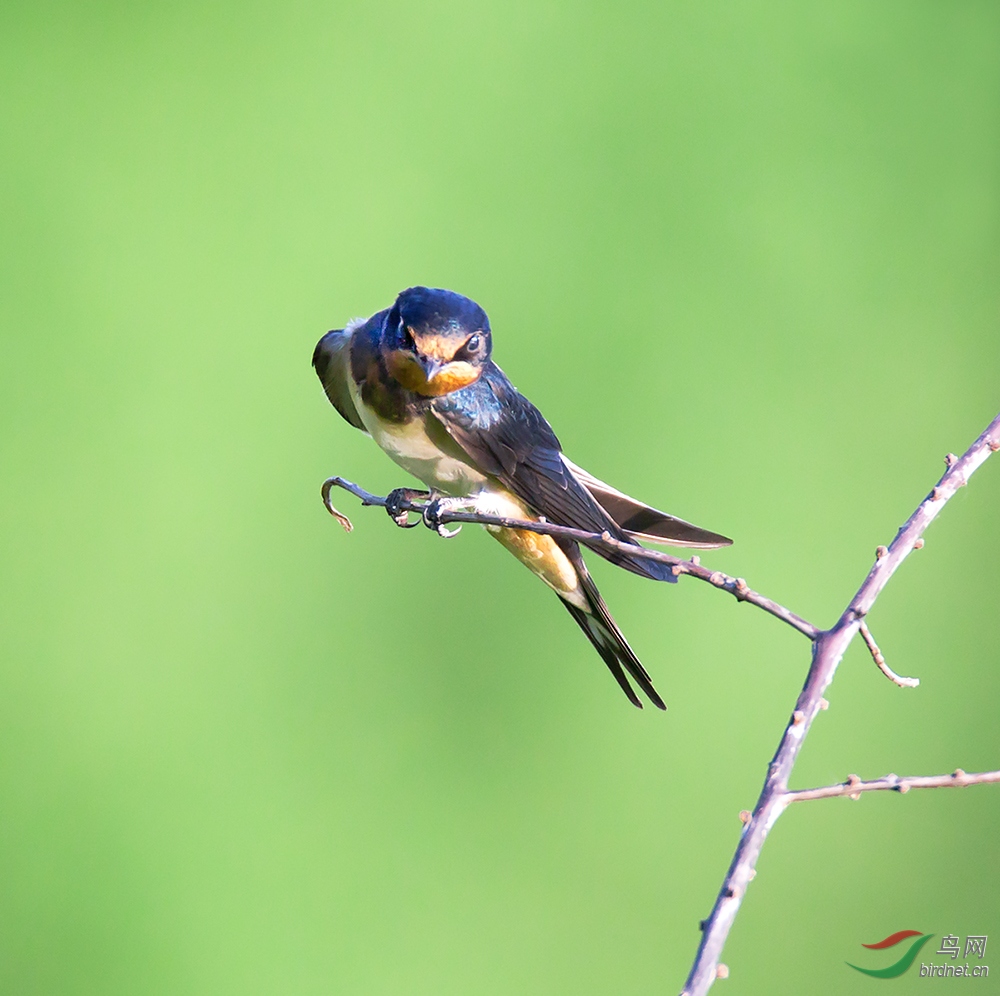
1 2 998 993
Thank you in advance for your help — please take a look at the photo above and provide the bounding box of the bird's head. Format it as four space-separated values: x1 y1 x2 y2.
382 287 492 397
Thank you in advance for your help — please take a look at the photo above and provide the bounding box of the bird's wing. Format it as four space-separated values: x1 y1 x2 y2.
562 457 733 549
312 324 367 432
430 365 615 535
430 366 676 583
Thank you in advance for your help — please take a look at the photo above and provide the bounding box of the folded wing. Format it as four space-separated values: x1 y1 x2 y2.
313 326 367 432
563 457 732 549
429 365 677 583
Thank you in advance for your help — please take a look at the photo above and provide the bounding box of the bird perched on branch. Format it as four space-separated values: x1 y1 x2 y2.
313 286 731 708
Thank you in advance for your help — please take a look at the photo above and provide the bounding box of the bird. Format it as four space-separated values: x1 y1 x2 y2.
313 286 731 709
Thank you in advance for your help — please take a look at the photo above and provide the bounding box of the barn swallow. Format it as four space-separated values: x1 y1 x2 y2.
313 286 731 709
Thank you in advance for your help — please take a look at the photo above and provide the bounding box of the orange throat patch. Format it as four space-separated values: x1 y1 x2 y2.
386 350 481 397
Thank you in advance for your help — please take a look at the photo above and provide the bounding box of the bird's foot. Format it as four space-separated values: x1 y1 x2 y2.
422 496 472 538
385 488 430 528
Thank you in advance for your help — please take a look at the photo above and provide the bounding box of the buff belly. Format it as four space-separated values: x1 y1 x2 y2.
349 380 488 497
475 491 588 610
349 377 587 609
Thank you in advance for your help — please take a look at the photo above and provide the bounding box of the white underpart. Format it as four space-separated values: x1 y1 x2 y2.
347 367 588 610
347 376 489 497
471 488 529 520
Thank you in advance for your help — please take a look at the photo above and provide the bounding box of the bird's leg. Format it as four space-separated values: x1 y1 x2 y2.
384 487 431 528
422 495 477 538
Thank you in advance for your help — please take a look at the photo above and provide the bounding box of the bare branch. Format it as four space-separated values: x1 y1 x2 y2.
320 477 355 532
320 476 820 639
858 619 919 688
786 768 1000 803
680 410 1000 996
317 412 1000 996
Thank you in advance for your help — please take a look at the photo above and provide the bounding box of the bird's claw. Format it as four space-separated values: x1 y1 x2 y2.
423 498 463 538
385 488 428 528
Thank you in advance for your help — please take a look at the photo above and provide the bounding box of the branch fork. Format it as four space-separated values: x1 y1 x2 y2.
318 411 1000 995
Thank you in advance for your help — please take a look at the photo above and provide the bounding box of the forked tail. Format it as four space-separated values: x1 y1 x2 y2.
559 543 666 710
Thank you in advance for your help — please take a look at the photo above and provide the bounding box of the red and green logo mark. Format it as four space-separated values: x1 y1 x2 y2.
847 931 935 978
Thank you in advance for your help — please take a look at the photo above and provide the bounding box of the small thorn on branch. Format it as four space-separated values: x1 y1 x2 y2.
786 767 1000 804
682 412 1000 996
859 620 920 688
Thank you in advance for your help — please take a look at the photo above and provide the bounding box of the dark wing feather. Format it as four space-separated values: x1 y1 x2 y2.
313 327 367 432
430 365 675 583
563 458 733 549
559 541 667 710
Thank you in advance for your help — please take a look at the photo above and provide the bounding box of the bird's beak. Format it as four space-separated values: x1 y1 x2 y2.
419 356 444 382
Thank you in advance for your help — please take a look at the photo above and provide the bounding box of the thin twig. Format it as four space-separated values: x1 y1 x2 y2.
320 476 820 640
680 410 1000 996
858 619 919 688
786 768 1000 803
318 414 1000 994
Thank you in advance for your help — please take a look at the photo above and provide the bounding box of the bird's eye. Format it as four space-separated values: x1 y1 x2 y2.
466 333 482 353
